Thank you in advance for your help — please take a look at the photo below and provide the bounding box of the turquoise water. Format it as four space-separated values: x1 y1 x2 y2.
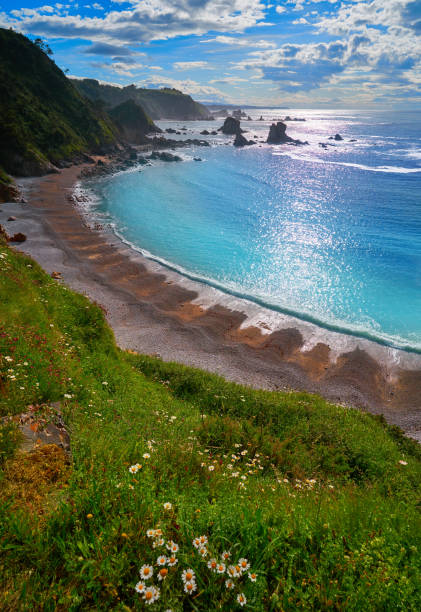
86 109 421 352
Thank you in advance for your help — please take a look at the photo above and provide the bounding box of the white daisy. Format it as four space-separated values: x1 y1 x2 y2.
207 559 218 572
139 564 153 580
167 555 178 567
143 453 151 459
216 562 226 574
152 537 165 548
227 565 240 578
225 578 235 590
158 567 169 581
237 593 247 607
157 555 167 566
198 546 208 558
163 502 172 511
128 465 138 474
182 569 196 583
183 580 197 594
135 581 145 594
166 540 179 553
238 558 250 572
222 550 231 561
248 571 257 582
143 586 160 604
146 529 156 538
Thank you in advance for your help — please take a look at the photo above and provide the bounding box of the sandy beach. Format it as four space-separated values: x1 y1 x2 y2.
1 163 420 440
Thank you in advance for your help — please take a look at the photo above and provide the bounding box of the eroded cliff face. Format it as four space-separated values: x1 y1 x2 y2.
109 100 161 145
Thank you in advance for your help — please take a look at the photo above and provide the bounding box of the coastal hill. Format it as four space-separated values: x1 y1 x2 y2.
72 78 212 120
0 28 118 178
109 99 161 144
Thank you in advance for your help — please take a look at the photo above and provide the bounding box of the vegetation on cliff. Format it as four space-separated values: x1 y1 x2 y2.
73 78 211 120
109 100 161 144
0 28 117 177
0 233 420 610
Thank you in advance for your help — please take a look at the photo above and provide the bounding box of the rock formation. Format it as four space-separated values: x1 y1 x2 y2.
218 117 243 135
266 122 308 146
233 133 255 147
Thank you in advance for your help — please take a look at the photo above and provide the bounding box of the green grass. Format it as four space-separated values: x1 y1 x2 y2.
0 238 420 610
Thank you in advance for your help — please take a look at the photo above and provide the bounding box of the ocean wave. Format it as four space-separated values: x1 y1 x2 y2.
272 151 421 174
109 226 421 354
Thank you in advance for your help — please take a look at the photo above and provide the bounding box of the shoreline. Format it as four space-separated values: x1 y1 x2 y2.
2 163 421 441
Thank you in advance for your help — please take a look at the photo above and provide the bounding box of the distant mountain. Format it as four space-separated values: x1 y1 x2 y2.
109 100 161 144
0 28 119 178
72 79 212 121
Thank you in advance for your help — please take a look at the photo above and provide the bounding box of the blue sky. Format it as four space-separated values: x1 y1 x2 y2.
1 0 421 107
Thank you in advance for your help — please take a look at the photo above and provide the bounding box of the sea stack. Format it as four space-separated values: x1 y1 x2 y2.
266 122 293 144
218 117 243 135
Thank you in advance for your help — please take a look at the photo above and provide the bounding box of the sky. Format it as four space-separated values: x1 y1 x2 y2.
1 0 421 108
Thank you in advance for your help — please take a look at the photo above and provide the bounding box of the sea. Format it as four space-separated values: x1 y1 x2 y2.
79 109 421 354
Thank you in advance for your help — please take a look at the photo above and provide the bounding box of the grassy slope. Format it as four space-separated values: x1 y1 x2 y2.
0 29 117 177
0 237 420 610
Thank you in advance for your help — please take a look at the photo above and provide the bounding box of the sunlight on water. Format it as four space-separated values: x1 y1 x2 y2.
85 109 421 351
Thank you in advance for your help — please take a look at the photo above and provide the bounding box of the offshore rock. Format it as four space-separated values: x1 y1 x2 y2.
267 122 308 146
218 117 243 135
234 133 255 147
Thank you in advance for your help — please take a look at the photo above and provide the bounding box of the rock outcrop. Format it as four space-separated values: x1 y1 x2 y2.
218 117 243 135
233 133 255 147
329 133 343 141
267 122 308 146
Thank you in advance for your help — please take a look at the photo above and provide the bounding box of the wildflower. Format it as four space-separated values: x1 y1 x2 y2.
198 546 208 558
167 555 178 566
237 593 247 607
153 537 165 548
167 541 179 553
227 565 240 578
147 529 156 538
163 502 173 511
143 586 160 604
102 381 108 385
129 465 139 474
157 555 167 566
64 393 72 399
4 356 13 362
216 563 226 574
143 453 151 459
248 571 257 582
207 559 218 572
135 581 145 594
184 580 197 594
182 569 196 583
222 550 231 561
158 568 168 581
139 565 153 580
193 537 201 548
399 460 408 466
239 558 250 572
86 513 93 519
199 535 208 545
225 578 235 589
208 465 215 471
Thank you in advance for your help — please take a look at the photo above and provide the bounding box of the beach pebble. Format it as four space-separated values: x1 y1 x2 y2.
7 216 16 221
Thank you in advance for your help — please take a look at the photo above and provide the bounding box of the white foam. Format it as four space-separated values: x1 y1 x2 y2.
272 151 421 174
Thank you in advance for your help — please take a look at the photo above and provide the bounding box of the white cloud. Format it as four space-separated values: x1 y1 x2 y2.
1 0 269 44
201 35 276 48
136 74 231 101
173 61 210 70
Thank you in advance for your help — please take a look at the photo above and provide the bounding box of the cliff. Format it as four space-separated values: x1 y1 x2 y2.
0 28 118 178
72 78 211 120
109 100 161 144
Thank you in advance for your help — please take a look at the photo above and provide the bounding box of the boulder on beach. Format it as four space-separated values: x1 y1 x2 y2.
200 130 210 135
9 232 27 243
218 117 243 135
329 133 343 141
148 151 182 162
